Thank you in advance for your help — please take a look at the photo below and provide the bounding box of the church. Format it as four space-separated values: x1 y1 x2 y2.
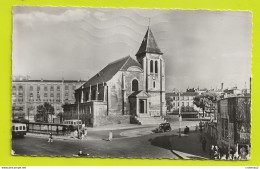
63 27 167 127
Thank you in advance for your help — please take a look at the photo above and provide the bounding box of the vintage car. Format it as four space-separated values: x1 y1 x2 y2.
156 122 172 133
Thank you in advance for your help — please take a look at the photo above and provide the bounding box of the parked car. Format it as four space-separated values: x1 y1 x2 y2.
156 122 172 133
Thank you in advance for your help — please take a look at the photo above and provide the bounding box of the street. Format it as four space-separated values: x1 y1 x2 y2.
12 121 201 159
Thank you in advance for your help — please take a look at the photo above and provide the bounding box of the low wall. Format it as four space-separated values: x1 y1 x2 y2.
95 115 130 127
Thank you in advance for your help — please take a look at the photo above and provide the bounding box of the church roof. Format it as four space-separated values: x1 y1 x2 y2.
136 27 163 57
81 56 142 88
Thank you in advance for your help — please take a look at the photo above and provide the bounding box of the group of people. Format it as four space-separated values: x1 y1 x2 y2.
47 127 88 142
72 128 88 140
209 144 249 160
209 145 236 160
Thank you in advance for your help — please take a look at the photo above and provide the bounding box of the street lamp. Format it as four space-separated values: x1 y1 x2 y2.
178 91 182 137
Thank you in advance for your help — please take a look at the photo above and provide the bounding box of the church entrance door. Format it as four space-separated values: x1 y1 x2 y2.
139 99 146 114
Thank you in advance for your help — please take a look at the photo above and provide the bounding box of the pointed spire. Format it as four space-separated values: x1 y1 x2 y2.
136 27 163 57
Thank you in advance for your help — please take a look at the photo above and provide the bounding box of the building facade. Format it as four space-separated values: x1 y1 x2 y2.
166 92 200 118
12 77 84 122
63 27 167 127
217 96 251 158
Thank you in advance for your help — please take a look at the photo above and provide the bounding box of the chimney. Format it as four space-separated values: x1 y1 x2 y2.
221 83 224 91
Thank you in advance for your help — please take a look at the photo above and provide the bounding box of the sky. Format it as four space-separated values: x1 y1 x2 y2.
12 7 252 92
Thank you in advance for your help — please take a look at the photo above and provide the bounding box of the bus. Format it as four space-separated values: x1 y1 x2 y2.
63 120 82 131
12 123 27 138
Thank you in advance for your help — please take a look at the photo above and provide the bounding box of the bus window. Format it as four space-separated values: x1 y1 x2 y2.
16 127 18 130
23 126 25 130
12 126 15 131
19 126 22 130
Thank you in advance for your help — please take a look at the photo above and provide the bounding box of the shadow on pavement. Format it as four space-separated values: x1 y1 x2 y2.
149 132 210 159
149 135 174 150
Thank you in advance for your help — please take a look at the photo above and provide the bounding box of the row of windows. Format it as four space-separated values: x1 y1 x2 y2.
29 99 64 102
12 126 26 131
172 102 194 107
14 98 65 103
13 85 74 91
14 92 69 97
172 96 194 101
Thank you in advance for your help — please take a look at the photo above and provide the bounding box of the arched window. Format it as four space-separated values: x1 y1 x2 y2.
132 79 139 91
150 60 153 73
153 81 156 88
155 60 158 73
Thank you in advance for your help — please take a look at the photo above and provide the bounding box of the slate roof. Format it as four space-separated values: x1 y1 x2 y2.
136 27 163 57
81 55 142 89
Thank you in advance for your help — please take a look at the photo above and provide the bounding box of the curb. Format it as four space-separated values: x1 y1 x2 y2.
171 150 184 159
171 149 208 160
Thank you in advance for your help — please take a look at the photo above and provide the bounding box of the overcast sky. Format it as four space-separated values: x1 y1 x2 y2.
12 7 252 91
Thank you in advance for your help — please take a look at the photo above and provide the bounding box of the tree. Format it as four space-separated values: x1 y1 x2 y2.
193 92 219 118
35 102 54 123
166 96 174 112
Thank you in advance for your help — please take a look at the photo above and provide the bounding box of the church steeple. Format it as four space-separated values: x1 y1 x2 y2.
135 27 163 58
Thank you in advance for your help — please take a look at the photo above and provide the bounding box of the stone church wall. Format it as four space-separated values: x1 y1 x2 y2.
107 70 143 115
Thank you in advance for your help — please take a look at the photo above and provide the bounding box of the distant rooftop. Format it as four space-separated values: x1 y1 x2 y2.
166 92 199 97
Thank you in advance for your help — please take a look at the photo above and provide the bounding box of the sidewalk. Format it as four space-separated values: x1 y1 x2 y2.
26 132 81 141
169 130 211 159
85 124 148 131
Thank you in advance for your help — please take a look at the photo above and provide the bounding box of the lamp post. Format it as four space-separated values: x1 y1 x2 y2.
178 91 182 137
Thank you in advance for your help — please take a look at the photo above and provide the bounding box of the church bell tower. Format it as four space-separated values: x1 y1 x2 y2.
135 27 166 116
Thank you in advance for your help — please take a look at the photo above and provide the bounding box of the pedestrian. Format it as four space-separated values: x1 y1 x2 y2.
84 128 88 138
78 130 81 139
230 147 235 160
209 145 214 159
81 130 84 140
186 126 190 134
56 127 59 135
77 149 89 157
74 130 78 139
201 137 207 152
225 147 230 160
108 130 113 141
78 149 85 157
48 133 53 142
62 126 66 136
239 146 248 160
184 126 190 134
213 149 219 159
199 120 203 132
